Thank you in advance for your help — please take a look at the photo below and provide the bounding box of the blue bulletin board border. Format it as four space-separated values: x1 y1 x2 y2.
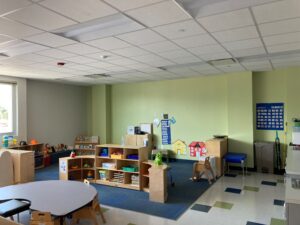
256 102 284 130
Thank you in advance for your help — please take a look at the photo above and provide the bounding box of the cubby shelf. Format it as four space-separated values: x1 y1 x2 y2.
60 144 150 191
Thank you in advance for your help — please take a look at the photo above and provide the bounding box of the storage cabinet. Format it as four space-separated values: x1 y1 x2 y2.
9 143 44 169
94 144 149 190
141 161 168 203
74 136 99 156
205 138 228 177
254 142 274 173
0 149 34 184
59 156 95 181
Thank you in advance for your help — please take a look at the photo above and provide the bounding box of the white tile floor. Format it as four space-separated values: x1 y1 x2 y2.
19 172 286 225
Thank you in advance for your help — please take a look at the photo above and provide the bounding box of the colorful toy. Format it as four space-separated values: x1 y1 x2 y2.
70 151 76 158
154 152 163 165
86 171 94 180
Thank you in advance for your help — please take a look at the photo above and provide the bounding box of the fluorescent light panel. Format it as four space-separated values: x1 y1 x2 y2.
174 0 282 18
55 13 145 42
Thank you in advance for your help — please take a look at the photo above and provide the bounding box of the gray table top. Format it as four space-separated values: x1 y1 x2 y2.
0 180 97 217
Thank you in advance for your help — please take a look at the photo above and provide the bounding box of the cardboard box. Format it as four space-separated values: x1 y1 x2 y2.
140 123 153 134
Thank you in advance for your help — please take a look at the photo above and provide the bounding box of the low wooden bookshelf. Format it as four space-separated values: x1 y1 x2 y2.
74 136 99 156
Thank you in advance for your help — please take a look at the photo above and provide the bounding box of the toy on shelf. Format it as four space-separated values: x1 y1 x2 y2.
70 151 76 158
99 148 108 157
83 163 91 168
154 152 163 165
86 171 94 180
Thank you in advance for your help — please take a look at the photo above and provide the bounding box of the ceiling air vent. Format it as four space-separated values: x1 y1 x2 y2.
84 74 111 79
208 58 237 66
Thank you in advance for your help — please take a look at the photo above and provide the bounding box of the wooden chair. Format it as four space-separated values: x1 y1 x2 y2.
71 194 106 225
192 156 216 184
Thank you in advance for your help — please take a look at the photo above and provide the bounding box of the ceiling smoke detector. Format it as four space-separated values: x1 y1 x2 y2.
84 74 111 79
208 58 237 66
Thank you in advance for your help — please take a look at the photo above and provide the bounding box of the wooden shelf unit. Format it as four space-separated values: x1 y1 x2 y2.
94 144 149 190
74 136 99 156
141 161 168 202
59 156 95 181
9 143 44 169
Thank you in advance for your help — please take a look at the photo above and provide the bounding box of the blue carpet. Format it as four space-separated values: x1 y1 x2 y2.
36 161 212 220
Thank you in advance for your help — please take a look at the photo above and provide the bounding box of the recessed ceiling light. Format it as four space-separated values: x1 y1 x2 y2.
100 55 109 59
55 14 144 42
208 58 237 66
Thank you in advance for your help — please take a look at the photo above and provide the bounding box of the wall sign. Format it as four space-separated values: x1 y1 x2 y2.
256 103 284 130
161 119 171 145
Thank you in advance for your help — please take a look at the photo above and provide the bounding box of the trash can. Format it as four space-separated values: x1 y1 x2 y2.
254 142 275 173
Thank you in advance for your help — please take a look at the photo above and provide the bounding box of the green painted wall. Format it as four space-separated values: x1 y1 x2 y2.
110 75 229 160
253 67 300 166
89 84 111 143
227 72 254 167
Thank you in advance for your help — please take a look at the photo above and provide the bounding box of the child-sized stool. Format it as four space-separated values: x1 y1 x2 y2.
223 153 247 176
192 156 216 184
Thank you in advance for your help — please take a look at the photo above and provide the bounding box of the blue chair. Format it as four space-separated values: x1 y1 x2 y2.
223 153 247 176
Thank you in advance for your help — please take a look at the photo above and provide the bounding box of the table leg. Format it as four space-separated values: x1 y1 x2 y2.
241 160 244 177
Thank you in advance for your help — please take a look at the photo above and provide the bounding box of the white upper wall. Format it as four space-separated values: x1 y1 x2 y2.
27 80 88 146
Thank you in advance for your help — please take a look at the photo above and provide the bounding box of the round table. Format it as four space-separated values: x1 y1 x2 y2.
0 180 97 224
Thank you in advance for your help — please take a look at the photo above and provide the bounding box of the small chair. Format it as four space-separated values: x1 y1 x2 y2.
192 156 216 184
0 199 31 223
71 194 106 225
223 153 247 176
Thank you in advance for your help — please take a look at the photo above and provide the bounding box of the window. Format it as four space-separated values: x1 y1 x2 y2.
0 83 16 134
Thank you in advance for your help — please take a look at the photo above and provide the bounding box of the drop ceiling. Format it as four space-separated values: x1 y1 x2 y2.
0 0 299 85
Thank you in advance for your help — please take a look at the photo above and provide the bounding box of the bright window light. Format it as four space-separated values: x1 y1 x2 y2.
0 83 15 134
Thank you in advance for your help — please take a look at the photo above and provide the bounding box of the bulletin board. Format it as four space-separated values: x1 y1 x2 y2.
256 103 284 130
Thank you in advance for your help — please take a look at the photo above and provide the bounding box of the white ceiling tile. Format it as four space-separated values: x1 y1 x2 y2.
157 49 194 59
111 46 150 57
172 34 217 48
252 0 300 24
263 32 300 46
212 26 259 43
146 59 175 67
36 48 77 59
138 67 163 73
64 55 97 64
86 37 131 50
272 61 300 69
130 54 165 63
105 66 131 72
259 18 300 36
126 63 151 70
230 47 266 57
198 8 254 32
199 52 232 61
171 56 202 64
242 60 272 71
6 5 77 31
188 44 225 55
0 17 42 38
153 20 206 39
108 58 138 66
125 0 190 27
0 34 15 44
270 53 300 63
86 51 121 61
222 38 263 51
117 29 165 45
189 63 216 72
59 43 100 54
0 0 31 15
140 41 181 53
40 0 117 23
267 42 300 53
0 40 49 57
24 32 77 47
14 53 53 63
86 61 115 69
103 0 163 11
